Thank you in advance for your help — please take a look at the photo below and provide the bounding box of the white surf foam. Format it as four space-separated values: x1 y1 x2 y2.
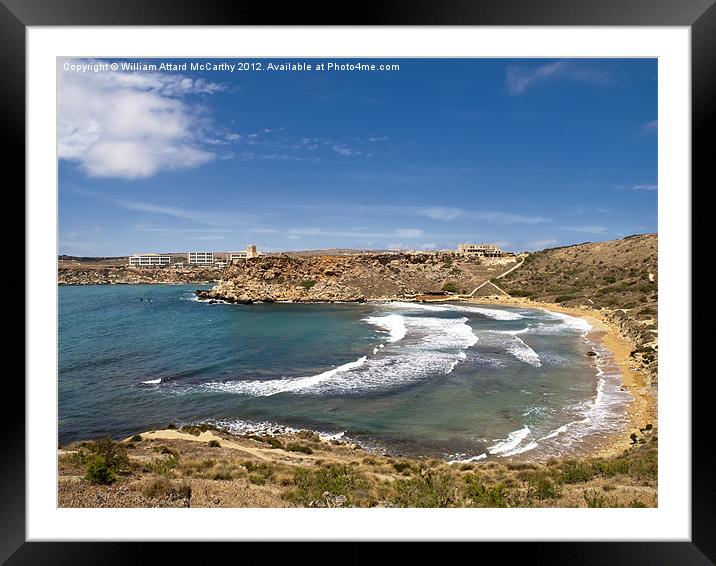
488 425 531 455
536 310 593 335
202 356 368 397
364 314 407 342
141 378 162 385
386 302 524 320
505 335 542 367
196 315 477 397
448 453 487 464
501 441 539 457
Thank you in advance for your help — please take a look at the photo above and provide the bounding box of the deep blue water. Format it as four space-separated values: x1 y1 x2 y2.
59 284 630 460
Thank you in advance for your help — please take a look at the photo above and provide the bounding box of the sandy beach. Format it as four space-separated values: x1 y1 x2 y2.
464 296 657 459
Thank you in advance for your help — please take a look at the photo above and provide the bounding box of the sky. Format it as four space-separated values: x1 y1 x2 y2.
58 58 657 256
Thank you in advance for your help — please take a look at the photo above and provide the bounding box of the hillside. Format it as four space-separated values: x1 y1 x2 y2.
58 425 657 508
201 252 517 303
499 234 658 384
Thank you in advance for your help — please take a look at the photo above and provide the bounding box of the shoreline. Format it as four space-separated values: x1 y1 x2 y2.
61 285 657 464
462 296 657 460
149 295 656 462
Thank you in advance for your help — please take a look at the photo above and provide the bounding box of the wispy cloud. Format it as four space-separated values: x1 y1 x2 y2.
59 59 221 179
641 120 658 133
111 198 220 225
396 206 549 225
570 206 610 215
505 60 611 95
523 238 559 250
332 144 361 157
615 183 658 191
557 225 609 234
295 204 550 225
284 227 425 239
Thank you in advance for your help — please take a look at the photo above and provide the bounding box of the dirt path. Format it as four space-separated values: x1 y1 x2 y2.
129 429 356 466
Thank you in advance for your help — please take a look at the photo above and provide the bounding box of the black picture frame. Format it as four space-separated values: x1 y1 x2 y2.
6 0 707 562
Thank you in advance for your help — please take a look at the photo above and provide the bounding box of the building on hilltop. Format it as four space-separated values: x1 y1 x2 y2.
456 243 504 257
229 244 259 262
187 251 214 265
128 253 171 267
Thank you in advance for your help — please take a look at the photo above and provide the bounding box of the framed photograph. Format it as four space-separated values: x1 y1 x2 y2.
9 0 708 562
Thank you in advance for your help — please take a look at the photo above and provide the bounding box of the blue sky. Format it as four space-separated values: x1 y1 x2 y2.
58 58 657 256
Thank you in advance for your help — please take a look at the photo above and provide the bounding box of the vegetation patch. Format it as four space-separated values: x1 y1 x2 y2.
441 282 459 293
81 437 129 485
285 465 367 506
286 442 313 454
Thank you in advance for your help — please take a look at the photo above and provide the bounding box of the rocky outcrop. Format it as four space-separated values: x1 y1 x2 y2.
58 266 224 285
201 253 516 304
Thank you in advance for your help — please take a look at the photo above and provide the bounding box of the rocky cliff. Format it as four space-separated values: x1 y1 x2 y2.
200 252 517 303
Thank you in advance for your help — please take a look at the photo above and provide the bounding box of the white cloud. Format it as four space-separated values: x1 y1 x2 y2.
59 60 219 179
394 228 424 238
420 207 465 221
631 184 658 191
332 144 361 157
505 61 610 95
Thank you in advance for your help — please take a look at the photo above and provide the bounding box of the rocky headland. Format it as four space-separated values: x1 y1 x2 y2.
197 252 516 304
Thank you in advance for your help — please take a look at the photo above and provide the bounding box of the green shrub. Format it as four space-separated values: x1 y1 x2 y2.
299 280 317 290
130 434 143 442
207 440 221 448
288 465 365 506
296 430 321 442
180 423 219 436
286 443 313 454
390 469 455 508
82 437 129 485
441 282 459 293
249 474 267 485
392 461 414 474
84 455 118 485
144 454 179 476
560 462 595 484
463 476 509 507
527 474 562 500
584 489 609 508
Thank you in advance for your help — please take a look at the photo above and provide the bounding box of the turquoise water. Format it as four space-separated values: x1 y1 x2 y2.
59 284 630 460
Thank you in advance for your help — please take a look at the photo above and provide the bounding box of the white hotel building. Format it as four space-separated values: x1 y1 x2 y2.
128 253 171 267
187 252 214 265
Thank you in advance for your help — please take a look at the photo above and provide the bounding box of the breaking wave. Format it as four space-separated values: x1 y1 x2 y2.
194 314 478 397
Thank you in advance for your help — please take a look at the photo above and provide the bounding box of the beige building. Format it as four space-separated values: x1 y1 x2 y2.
229 245 259 262
128 253 171 267
457 243 504 257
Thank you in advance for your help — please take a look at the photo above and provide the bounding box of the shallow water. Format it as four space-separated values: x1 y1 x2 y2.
59 285 630 460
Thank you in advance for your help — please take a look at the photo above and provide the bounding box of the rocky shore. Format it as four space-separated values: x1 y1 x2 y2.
58 265 224 285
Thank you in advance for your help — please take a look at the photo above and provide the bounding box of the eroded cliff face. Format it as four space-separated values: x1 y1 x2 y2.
201 253 516 303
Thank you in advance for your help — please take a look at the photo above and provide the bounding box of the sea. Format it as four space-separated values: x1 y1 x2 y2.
58 284 631 461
